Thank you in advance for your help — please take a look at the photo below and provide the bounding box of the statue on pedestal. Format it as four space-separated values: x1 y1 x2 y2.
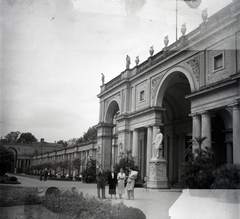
152 128 163 158
101 73 105 85
126 55 131 69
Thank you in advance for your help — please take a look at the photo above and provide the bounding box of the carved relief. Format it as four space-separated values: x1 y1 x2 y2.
187 57 200 81
151 74 164 100
150 163 156 180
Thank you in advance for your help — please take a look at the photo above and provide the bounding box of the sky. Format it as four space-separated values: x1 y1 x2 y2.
0 0 232 142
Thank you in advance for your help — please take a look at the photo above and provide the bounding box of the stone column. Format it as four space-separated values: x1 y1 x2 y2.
147 126 153 177
96 123 114 170
132 129 138 160
201 111 212 148
232 105 240 164
192 114 201 152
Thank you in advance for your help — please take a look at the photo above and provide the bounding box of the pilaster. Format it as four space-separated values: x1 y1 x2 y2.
147 126 153 177
232 104 240 164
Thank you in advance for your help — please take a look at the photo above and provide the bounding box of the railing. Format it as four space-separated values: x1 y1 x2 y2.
207 3 233 30
104 74 121 90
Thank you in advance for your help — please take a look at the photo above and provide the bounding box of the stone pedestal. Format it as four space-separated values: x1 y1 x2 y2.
147 157 168 188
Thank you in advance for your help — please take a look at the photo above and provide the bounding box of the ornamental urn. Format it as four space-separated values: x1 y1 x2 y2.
164 36 169 47
149 46 154 56
181 23 187 36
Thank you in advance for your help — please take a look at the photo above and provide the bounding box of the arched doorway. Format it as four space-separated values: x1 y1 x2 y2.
212 109 233 166
97 99 120 169
156 71 192 187
8 147 18 173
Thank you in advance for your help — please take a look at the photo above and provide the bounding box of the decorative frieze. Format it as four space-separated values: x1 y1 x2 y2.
187 57 200 81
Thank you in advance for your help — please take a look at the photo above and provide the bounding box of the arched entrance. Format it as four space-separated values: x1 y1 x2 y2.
8 147 18 173
97 99 120 169
155 71 192 187
212 109 233 166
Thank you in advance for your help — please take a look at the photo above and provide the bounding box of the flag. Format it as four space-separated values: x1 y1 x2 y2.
184 0 202 9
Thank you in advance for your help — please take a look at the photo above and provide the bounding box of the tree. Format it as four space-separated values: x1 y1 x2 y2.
66 138 77 147
4 131 20 143
57 140 68 147
82 159 97 183
17 132 37 143
72 158 82 176
61 159 72 176
76 126 97 144
0 146 14 175
82 126 97 142
114 149 141 181
115 0 147 16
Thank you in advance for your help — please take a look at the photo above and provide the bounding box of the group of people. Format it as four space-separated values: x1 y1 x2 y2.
96 165 137 200
39 168 49 181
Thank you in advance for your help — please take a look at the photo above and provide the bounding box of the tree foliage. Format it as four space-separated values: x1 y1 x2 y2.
57 140 68 147
82 159 96 183
114 149 141 180
72 158 82 176
4 131 20 143
76 126 97 144
182 137 215 189
0 146 14 176
17 132 38 143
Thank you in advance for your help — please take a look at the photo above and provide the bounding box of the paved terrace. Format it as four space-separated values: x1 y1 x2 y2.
0 174 182 219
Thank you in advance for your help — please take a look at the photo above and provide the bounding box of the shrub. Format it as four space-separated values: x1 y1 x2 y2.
45 187 60 196
211 163 240 189
0 175 20 184
0 188 40 207
122 207 146 219
181 137 215 189
8 176 17 182
0 146 14 176
41 190 146 219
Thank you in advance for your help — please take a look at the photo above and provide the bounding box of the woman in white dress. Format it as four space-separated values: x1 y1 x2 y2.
117 168 126 199
126 168 138 200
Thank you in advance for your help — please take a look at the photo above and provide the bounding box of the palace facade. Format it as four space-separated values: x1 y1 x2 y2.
2 1 239 188
96 0 240 187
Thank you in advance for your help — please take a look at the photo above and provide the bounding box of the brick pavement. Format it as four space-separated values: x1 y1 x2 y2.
1 174 182 219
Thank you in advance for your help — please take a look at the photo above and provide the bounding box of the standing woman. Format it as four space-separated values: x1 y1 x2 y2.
117 168 126 199
126 168 138 200
108 166 118 199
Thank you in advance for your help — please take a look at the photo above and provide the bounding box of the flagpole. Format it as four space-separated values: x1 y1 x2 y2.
176 0 178 41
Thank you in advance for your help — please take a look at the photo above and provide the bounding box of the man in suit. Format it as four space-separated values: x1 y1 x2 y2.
96 164 106 199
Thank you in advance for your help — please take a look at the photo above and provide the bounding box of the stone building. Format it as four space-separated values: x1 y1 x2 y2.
96 0 240 188
1 141 63 173
31 140 97 174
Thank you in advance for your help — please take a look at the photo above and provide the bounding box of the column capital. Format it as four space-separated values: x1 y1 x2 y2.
228 102 240 109
189 112 200 117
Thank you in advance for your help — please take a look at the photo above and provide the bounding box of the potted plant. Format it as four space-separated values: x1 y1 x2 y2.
211 163 240 203
181 137 215 195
